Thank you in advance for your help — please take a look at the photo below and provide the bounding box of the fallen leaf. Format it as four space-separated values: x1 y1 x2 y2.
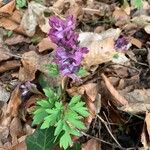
79 29 121 68
119 103 150 113
0 85 10 102
0 0 15 15
119 89 150 104
101 73 128 106
5 34 30 45
0 60 21 73
0 18 18 31
20 1 48 36
82 139 101 150
0 45 13 62
19 51 52 81
11 10 23 24
145 113 150 141
38 37 57 52
9 141 27 150
113 7 129 26
141 125 150 150
9 117 23 146
130 37 142 48
144 24 150 34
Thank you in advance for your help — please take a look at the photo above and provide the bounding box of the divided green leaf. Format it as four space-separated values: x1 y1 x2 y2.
26 127 57 150
45 63 59 77
16 0 27 8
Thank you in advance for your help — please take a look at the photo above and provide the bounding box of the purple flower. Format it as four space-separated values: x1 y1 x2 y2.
115 35 131 52
48 16 89 80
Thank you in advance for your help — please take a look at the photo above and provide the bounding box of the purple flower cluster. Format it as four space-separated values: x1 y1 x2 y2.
48 16 88 79
115 35 131 52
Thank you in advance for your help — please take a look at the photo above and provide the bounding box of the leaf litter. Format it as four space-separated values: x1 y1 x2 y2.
0 0 150 150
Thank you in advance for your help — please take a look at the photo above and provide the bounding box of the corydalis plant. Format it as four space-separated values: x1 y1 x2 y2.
33 87 89 149
48 16 88 80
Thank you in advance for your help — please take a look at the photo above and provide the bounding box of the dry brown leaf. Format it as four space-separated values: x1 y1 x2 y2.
19 51 51 81
0 18 18 30
11 10 23 24
19 51 39 81
145 113 150 140
130 37 142 48
9 141 27 150
0 60 21 73
79 29 121 68
120 89 150 104
119 103 150 113
83 37 115 68
101 73 128 106
0 0 15 15
38 37 57 52
5 35 30 45
0 85 10 102
82 139 101 150
10 117 23 147
141 127 150 150
20 1 48 36
144 25 150 34
0 46 12 62
0 85 21 147
113 7 129 26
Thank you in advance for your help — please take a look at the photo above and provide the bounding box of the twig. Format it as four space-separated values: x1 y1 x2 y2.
81 131 118 147
3 52 23 59
96 114 123 149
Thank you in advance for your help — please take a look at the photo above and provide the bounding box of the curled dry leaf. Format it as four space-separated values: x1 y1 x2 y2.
79 29 121 68
0 86 21 148
101 73 128 106
19 51 51 81
0 0 15 15
0 60 21 73
20 1 49 36
145 113 150 141
130 37 142 48
82 139 101 150
10 117 23 146
38 37 57 52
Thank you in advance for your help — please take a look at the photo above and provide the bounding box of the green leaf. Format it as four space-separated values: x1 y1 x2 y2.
76 67 88 77
26 127 58 150
69 95 81 107
67 117 86 130
133 0 142 9
7 30 13 37
36 100 50 107
32 108 48 125
45 63 59 77
54 120 64 136
43 87 54 98
16 0 27 8
60 132 72 150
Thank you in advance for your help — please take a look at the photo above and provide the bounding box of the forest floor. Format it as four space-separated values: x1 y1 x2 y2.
0 0 150 150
